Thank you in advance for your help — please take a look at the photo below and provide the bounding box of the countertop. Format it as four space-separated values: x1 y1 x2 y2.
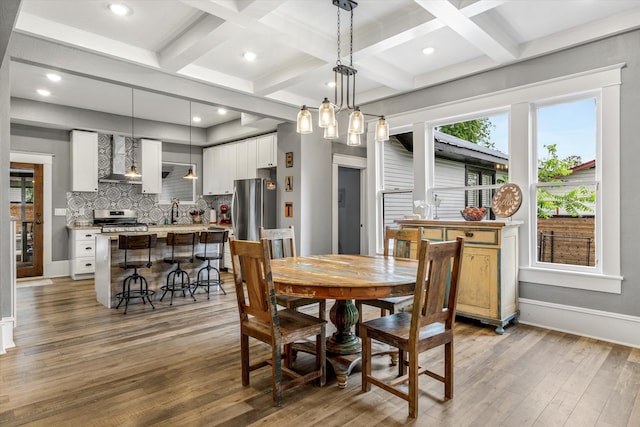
67 223 232 231
395 219 523 228
94 223 233 239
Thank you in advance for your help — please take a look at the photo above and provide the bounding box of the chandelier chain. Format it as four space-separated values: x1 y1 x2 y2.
336 6 341 65
350 9 353 66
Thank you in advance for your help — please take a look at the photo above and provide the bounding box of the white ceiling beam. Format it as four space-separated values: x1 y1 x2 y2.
253 57 327 96
414 0 518 63
355 57 415 92
10 33 298 122
159 14 232 72
14 12 159 68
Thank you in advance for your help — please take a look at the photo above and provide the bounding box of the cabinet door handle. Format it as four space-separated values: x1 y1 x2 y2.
85 247 93 250
85 234 93 237
465 232 474 238
85 263 93 267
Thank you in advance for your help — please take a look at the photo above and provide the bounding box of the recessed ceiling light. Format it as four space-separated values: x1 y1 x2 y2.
109 3 131 16
192 116 202 123
327 81 336 88
243 52 257 61
37 89 51 97
217 108 227 115
46 73 61 82
422 47 435 55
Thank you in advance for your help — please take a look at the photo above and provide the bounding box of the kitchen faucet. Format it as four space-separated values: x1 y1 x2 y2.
170 198 179 224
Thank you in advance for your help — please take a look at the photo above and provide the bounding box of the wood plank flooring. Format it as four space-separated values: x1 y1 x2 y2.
2 274 639 426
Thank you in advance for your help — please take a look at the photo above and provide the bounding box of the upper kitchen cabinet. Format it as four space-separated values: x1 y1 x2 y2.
236 138 258 179
256 134 277 168
71 130 98 192
203 143 236 195
203 146 216 195
141 139 162 194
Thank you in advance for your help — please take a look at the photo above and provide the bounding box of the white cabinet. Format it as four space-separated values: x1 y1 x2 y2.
219 143 237 194
203 144 235 195
203 135 272 195
256 134 277 168
203 146 216 195
141 139 162 194
70 229 101 279
236 140 248 179
71 130 98 192
246 138 258 178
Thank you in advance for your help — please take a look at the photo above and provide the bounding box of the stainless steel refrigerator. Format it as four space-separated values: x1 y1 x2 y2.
231 178 277 241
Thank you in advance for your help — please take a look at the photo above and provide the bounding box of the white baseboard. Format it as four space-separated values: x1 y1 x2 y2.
519 298 640 349
44 260 70 278
0 317 16 355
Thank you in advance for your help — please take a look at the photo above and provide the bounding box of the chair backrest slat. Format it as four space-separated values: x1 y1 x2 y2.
260 226 296 259
384 227 422 260
230 238 279 327
199 230 228 256
411 237 465 341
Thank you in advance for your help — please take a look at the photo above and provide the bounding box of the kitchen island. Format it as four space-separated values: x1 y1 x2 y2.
94 224 231 308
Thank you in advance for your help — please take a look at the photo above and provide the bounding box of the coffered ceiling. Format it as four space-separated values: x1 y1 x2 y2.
9 0 640 144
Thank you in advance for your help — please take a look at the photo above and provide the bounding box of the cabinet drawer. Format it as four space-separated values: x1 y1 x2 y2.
76 231 100 242
421 227 444 241
446 228 498 245
75 240 96 256
74 257 95 274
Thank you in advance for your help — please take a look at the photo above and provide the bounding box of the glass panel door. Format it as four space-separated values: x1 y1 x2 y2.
10 162 43 277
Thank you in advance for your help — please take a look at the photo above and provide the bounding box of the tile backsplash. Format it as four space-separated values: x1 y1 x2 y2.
67 133 232 226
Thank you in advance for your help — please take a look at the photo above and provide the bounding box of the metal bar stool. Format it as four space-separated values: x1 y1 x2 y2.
193 230 228 298
116 234 157 314
160 232 197 306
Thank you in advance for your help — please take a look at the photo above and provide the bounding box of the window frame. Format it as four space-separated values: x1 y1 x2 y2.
371 64 623 294
531 94 600 272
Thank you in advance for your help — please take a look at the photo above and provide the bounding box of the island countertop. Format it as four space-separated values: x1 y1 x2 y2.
94 226 231 309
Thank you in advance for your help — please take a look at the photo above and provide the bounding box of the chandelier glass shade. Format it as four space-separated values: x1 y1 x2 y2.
295 0 389 146
296 105 313 134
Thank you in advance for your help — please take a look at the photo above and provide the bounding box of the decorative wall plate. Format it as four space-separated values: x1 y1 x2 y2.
492 183 523 218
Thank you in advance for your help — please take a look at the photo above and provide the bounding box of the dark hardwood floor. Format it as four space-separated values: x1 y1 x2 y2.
2 274 639 426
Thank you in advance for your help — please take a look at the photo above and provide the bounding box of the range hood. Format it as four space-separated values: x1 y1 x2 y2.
99 135 142 184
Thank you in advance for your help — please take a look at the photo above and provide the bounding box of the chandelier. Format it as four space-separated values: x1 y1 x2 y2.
296 0 389 146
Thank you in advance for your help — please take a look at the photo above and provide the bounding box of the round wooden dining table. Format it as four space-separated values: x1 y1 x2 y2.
270 254 418 388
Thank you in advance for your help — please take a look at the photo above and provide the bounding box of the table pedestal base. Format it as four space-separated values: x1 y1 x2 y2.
326 299 361 354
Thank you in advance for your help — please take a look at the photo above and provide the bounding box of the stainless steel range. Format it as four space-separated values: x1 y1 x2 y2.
93 209 148 233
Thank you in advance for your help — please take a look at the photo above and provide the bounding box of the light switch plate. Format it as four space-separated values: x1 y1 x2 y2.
54 208 67 216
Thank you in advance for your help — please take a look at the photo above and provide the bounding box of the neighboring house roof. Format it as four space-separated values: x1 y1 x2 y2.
570 160 596 173
391 131 509 169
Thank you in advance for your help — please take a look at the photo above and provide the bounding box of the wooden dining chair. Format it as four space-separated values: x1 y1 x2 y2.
355 227 423 340
361 236 465 418
229 238 326 407
259 226 326 321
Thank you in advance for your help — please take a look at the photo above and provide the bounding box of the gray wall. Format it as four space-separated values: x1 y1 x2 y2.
363 30 640 317
0 0 21 324
276 122 333 256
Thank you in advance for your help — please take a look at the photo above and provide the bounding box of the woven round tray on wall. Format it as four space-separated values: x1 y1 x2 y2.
492 183 523 218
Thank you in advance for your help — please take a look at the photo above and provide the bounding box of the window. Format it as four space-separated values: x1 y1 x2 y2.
159 162 196 203
430 112 509 221
374 64 622 293
380 134 414 229
533 97 598 269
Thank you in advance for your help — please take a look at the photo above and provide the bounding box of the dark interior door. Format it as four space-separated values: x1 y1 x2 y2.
338 167 361 254
11 162 44 278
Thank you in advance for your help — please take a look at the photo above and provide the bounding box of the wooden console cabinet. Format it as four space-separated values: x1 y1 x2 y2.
396 219 521 334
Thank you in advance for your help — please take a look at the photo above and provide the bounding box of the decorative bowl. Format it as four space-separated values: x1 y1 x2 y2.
460 207 487 221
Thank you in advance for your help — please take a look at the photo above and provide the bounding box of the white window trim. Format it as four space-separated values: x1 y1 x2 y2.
531 93 600 274
372 63 623 294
